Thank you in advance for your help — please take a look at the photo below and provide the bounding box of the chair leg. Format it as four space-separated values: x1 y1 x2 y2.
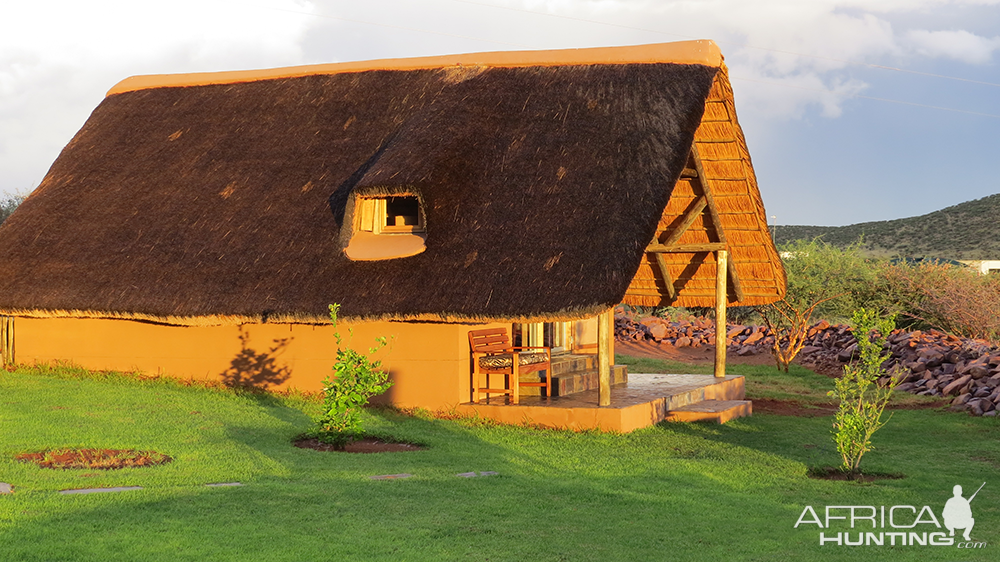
511 362 520 405
473 370 480 403
545 368 551 399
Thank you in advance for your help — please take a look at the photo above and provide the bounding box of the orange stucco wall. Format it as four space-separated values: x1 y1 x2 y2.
13 317 507 410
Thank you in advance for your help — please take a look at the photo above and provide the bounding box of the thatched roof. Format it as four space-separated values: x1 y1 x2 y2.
623 63 786 307
0 41 783 326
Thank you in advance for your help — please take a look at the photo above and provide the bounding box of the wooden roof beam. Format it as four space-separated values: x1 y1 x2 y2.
658 196 707 248
653 253 677 300
691 144 745 302
647 242 725 253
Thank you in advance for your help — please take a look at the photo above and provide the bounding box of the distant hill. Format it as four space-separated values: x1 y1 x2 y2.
773 193 1000 259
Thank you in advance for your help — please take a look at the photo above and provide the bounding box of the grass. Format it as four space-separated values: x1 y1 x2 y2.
1 361 998 561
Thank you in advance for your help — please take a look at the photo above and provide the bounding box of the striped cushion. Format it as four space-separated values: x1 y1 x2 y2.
479 352 548 370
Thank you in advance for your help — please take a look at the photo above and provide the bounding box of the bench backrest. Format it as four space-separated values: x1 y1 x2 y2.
468 328 511 354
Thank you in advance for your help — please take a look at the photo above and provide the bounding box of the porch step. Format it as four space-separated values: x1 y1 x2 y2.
665 399 752 424
518 355 628 397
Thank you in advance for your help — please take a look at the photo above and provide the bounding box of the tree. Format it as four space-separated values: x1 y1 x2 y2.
0 191 27 225
756 238 882 371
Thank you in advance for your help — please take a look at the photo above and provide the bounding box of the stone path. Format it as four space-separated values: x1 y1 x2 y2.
369 473 412 480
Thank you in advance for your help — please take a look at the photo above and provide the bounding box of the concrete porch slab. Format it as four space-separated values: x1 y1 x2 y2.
455 373 747 432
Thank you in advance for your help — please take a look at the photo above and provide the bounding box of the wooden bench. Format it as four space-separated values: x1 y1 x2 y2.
468 328 551 404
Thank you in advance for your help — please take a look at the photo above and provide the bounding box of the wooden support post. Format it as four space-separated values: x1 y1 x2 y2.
0 316 13 367
606 310 615 374
715 250 728 378
598 308 611 406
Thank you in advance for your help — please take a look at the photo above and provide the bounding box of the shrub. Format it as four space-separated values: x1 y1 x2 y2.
313 304 393 448
756 238 884 371
880 261 1000 344
829 309 899 474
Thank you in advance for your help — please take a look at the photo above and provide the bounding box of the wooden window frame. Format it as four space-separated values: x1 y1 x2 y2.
357 196 425 235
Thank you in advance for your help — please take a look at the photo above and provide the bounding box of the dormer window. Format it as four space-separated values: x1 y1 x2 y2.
345 194 427 261
358 196 425 234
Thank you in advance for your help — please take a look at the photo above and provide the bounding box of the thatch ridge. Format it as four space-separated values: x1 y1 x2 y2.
107 40 723 96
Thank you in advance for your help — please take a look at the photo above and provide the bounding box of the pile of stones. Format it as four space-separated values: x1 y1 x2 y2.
615 313 1000 416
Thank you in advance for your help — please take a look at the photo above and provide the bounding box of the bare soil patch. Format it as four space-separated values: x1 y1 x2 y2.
808 466 905 482
752 398 837 417
293 437 424 453
15 448 172 470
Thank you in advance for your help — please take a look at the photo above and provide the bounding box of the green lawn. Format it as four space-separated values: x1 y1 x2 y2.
1 361 997 561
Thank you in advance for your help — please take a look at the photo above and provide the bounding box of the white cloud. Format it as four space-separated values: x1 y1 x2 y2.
0 0 318 194
1 0 316 71
906 28 1000 63
3 0 1000 197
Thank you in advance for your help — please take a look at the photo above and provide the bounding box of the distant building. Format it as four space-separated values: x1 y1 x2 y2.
959 260 1000 275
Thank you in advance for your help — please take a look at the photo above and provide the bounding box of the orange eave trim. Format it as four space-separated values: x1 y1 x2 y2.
107 40 723 96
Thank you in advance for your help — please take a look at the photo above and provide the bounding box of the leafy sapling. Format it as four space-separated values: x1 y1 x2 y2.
829 308 900 474
313 303 393 448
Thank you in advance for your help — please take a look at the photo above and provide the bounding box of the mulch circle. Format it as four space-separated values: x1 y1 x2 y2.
293 437 424 454
808 466 905 483
15 448 172 470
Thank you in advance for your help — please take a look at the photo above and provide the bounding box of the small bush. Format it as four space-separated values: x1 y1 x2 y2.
312 304 393 448
881 261 1000 344
829 309 899 474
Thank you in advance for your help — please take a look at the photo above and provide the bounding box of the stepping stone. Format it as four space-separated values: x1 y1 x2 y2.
369 473 412 480
0 483 12 494
205 482 243 487
60 486 143 495
455 471 498 478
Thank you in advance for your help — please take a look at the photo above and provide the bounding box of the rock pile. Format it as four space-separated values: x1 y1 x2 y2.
615 313 1000 416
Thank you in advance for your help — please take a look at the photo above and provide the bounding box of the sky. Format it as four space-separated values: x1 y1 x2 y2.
2 0 999 226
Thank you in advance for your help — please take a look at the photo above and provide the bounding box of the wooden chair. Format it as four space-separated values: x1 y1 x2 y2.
468 327 551 404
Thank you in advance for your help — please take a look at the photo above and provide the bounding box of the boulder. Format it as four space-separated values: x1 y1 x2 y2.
943 375 973 396
838 344 858 362
647 323 668 342
969 365 990 379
